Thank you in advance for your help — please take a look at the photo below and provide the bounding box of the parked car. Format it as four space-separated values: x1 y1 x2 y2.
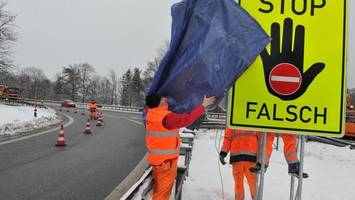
62 99 76 108
3 87 21 100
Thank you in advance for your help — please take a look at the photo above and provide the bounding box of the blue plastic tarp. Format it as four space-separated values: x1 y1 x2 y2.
147 0 270 113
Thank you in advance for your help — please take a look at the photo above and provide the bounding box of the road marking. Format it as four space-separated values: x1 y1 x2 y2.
103 113 143 125
126 119 143 125
0 113 74 147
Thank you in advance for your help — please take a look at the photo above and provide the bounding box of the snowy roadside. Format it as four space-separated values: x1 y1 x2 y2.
0 104 60 136
183 129 355 200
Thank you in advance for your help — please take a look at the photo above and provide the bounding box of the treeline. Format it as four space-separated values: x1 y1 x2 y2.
0 44 167 107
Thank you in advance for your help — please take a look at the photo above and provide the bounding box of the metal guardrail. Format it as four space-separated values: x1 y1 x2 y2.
1 97 227 121
307 136 355 149
0 97 143 113
116 129 196 200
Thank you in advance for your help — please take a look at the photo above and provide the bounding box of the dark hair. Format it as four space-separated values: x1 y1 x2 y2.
145 93 161 108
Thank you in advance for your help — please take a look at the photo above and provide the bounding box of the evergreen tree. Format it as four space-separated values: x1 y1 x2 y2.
120 69 132 106
53 74 65 100
62 65 80 101
130 67 144 106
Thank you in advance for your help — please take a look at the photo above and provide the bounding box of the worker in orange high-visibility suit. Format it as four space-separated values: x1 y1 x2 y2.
250 133 308 178
145 93 215 200
88 100 98 120
219 128 258 200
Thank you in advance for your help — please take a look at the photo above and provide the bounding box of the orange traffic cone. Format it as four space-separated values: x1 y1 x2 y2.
96 117 102 126
84 119 92 134
55 125 66 146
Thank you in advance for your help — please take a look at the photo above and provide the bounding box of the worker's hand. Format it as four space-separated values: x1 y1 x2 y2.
249 162 268 173
202 95 216 108
219 155 226 165
219 151 227 165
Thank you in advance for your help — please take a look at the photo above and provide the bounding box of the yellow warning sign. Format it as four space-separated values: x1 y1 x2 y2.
228 0 347 137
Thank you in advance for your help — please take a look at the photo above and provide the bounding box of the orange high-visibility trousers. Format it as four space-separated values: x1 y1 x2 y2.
265 133 298 164
152 158 178 200
90 110 97 119
233 161 256 200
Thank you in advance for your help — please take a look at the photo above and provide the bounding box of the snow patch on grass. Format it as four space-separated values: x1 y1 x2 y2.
0 104 59 136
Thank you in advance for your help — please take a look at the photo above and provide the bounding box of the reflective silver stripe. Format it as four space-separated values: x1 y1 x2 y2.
230 151 257 157
285 151 298 159
148 148 178 155
147 131 178 137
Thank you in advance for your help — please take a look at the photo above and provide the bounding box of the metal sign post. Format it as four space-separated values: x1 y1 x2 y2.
297 135 306 200
289 175 295 200
255 132 267 200
289 135 306 200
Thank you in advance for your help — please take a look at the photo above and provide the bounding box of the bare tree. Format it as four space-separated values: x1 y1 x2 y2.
87 75 101 101
77 63 95 103
142 41 169 92
109 69 119 105
0 2 17 73
19 66 47 98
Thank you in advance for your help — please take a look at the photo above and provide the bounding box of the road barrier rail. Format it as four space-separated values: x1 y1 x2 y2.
1 97 227 120
108 128 196 200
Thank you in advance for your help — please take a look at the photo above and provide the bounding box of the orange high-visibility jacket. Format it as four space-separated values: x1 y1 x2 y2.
221 128 258 164
146 106 180 166
88 102 97 110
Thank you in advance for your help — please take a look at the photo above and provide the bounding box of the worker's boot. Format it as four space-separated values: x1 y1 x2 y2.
288 162 309 178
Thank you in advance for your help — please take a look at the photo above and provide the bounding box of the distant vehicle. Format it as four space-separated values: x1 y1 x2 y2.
0 85 5 97
345 111 355 137
347 94 354 110
62 99 76 108
3 87 21 100
345 122 355 137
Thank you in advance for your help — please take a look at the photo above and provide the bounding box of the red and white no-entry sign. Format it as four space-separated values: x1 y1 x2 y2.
269 63 302 95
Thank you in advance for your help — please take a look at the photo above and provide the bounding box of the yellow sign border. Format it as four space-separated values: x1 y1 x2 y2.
228 0 348 137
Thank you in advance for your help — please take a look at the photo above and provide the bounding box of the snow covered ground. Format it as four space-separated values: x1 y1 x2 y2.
0 104 59 136
183 129 355 200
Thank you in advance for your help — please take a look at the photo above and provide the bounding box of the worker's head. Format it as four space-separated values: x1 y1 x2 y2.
145 93 167 108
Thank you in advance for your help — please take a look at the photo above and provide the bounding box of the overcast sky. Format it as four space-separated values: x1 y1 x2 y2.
6 0 355 88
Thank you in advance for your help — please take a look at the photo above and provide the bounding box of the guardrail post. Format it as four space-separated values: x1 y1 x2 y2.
255 131 267 200
175 167 186 200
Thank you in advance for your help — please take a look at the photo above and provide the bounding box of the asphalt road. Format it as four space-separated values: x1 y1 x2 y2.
0 107 146 200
